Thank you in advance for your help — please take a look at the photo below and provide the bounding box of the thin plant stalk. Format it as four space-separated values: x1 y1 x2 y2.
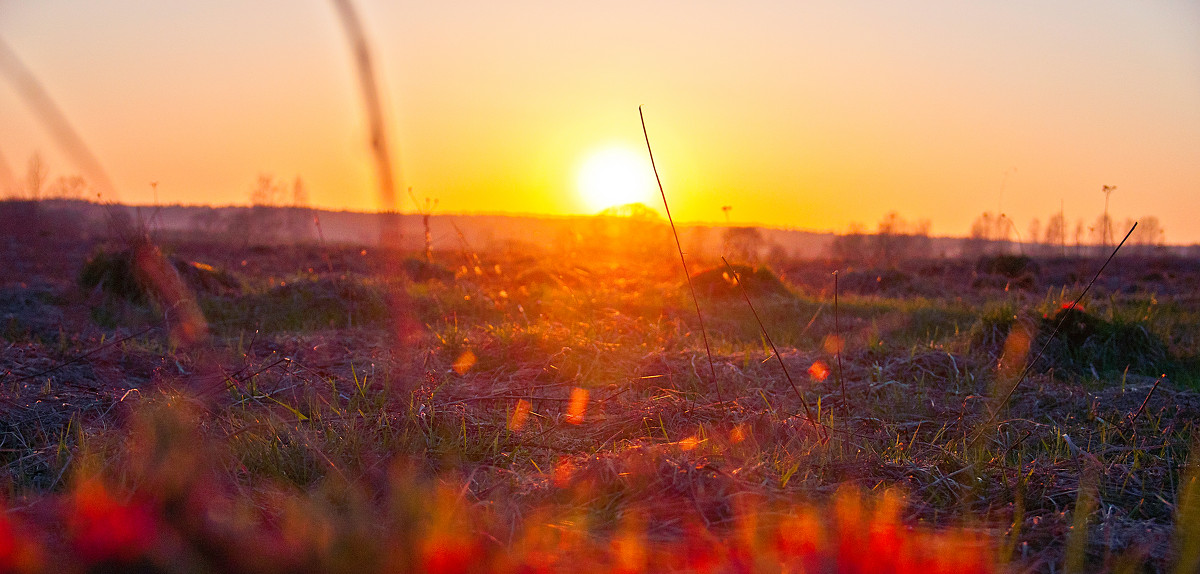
833 270 847 416
722 258 825 439
1126 374 1165 430
639 106 723 403
971 222 1137 447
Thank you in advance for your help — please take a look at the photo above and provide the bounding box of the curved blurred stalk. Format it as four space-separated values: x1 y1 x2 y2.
329 0 402 245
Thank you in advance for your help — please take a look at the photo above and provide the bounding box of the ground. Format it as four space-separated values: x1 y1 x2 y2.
2 216 1199 572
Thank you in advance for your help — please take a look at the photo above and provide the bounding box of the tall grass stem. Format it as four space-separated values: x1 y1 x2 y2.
639 106 722 403
833 270 847 416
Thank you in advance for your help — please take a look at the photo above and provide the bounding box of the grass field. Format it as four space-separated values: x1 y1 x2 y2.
2 219 1200 573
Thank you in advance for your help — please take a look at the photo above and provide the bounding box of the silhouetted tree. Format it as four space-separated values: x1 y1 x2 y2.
1026 218 1041 255
584 203 673 263
1128 216 1166 256
1073 220 1085 257
1043 213 1066 256
1090 214 1113 248
963 213 993 257
227 175 289 245
286 177 316 243
23 154 47 200
46 175 88 199
722 226 765 263
872 212 931 264
831 222 869 262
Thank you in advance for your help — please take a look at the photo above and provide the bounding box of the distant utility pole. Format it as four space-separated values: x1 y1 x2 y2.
721 205 732 224
1101 185 1117 250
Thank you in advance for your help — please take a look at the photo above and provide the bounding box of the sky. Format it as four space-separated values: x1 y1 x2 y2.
1 1 1198 242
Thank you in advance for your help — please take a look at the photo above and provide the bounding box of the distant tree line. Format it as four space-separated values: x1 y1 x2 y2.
189 175 317 246
2 153 1177 258
2 153 93 201
964 210 1166 258
830 212 933 265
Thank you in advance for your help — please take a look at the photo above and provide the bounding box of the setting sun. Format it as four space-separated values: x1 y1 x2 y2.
576 146 657 213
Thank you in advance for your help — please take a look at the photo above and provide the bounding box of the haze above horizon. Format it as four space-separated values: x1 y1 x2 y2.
1 1 1198 242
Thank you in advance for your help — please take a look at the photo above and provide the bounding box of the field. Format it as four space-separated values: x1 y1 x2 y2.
3 210 1200 573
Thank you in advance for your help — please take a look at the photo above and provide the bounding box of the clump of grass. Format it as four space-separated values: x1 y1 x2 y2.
967 301 1032 357
967 300 1171 380
82 247 235 302
78 242 209 345
79 249 146 304
171 258 240 295
690 264 793 300
1034 305 1170 378
201 276 390 333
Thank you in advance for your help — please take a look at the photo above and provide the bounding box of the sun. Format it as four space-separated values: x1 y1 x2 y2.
576 146 657 213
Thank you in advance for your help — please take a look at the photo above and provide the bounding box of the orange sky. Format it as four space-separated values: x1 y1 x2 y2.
1 1 1198 242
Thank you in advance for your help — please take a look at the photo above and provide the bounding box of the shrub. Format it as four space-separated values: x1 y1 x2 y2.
690 264 793 300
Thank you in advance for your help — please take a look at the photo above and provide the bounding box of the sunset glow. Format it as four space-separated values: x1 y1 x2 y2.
0 2 1197 241
576 147 657 213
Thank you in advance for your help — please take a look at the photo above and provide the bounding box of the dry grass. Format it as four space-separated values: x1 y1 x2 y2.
2 231 1199 572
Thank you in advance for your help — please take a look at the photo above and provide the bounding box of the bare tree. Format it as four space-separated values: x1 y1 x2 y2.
286 177 316 243
831 222 869 262
1129 216 1165 256
873 212 906 263
1073 220 1085 257
250 174 287 207
964 212 996 257
1043 213 1066 257
1090 214 1113 248
47 175 88 199
291 177 309 207
23 154 47 200
1027 218 1041 255
868 212 932 264
997 213 1019 253
722 226 765 263
228 175 289 245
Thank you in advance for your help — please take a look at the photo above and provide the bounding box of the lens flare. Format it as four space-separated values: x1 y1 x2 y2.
566 388 589 425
